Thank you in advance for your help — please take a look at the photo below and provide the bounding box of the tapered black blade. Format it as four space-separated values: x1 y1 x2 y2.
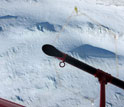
42 44 63 57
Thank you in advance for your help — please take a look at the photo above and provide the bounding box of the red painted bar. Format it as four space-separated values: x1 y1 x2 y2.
0 98 25 107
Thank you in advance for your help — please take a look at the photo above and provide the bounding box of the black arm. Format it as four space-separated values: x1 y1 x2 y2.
42 44 124 90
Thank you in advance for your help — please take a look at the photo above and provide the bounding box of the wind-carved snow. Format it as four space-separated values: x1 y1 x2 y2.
96 0 124 6
0 15 18 19
0 27 2 31
106 102 113 107
36 22 62 32
0 0 124 107
69 44 116 58
115 92 124 104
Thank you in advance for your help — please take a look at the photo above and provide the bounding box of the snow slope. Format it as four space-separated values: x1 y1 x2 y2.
0 0 124 107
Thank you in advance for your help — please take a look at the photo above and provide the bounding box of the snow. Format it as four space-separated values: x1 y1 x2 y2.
0 0 124 107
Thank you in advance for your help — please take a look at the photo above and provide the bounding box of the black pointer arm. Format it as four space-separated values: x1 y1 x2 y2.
42 44 124 90
42 44 97 75
42 44 63 57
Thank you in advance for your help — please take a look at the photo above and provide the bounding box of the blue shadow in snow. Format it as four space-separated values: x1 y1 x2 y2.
36 22 62 32
70 44 116 58
16 96 24 102
87 22 94 29
0 27 2 31
0 15 18 19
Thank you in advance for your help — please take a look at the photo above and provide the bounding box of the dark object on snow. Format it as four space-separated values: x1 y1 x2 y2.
42 44 124 107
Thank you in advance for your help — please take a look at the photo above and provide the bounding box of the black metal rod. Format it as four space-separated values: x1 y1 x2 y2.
65 55 97 75
42 44 124 90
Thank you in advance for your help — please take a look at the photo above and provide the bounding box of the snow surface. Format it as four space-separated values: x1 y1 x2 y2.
0 0 124 107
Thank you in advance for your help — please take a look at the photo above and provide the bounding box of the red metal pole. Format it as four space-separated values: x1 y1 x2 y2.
0 98 25 107
94 69 111 107
100 80 106 107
